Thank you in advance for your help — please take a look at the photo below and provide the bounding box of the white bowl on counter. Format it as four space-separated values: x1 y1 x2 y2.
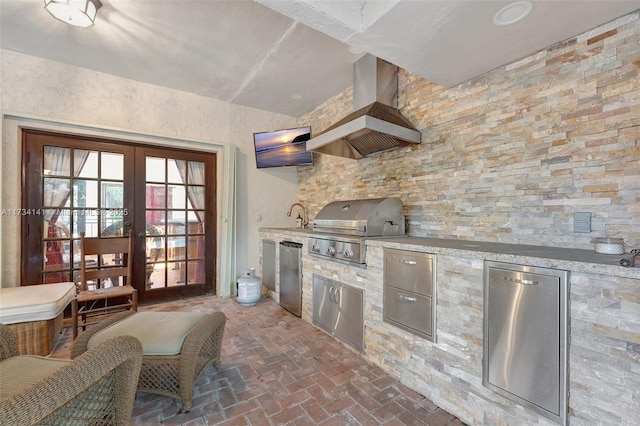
593 238 625 255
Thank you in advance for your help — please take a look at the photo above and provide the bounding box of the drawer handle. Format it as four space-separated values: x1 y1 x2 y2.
505 277 539 285
399 259 417 265
397 293 417 302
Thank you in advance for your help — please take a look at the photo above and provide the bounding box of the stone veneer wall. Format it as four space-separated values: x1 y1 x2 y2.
297 12 640 250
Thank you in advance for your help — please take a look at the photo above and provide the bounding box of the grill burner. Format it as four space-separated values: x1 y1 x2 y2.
309 198 405 265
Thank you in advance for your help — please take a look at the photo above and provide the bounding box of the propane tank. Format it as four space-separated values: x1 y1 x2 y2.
236 268 261 306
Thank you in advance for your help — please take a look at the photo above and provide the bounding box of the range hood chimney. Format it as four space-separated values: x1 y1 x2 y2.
306 54 420 160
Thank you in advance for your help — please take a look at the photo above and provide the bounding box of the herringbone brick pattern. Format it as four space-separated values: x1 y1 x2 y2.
52 295 463 425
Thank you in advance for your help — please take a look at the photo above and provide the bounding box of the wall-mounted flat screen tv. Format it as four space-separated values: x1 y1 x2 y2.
253 126 313 169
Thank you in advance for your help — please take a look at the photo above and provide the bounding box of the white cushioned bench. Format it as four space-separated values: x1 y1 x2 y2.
0 282 76 355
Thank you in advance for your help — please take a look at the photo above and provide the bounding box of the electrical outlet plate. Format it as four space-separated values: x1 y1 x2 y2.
574 212 591 233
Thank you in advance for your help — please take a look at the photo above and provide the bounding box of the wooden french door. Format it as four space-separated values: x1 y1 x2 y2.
21 130 216 303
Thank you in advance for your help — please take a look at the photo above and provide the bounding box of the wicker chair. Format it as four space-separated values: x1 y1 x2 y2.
71 310 226 412
0 324 142 425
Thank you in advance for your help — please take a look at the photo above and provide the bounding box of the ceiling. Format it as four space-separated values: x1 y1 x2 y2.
1 1 638 118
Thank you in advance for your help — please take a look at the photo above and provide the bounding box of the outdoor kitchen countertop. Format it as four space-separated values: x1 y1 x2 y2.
368 236 638 279
260 228 639 279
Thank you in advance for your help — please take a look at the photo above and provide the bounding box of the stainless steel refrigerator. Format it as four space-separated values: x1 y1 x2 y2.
279 241 302 316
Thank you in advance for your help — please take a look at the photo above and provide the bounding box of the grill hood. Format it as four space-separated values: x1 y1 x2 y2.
312 197 405 237
306 55 420 160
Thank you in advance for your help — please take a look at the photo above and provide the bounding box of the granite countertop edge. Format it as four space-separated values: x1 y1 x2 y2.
259 228 639 279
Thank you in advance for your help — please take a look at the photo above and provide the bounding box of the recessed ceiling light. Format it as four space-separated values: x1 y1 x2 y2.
290 93 302 100
493 1 533 26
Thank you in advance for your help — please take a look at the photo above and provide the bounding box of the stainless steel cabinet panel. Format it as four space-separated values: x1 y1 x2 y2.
312 275 334 333
383 248 436 342
384 248 434 296
334 284 364 352
262 240 276 291
312 274 364 352
383 286 432 340
483 261 569 426
279 241 302 316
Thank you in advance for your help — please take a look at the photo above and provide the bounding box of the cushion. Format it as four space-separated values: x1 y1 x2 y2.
0 356 70 399
0 282 76 324
87 312 208 356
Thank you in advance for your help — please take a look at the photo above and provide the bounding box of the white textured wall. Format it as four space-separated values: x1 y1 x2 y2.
0 49 298 288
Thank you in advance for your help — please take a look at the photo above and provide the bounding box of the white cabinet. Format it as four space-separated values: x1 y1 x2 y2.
312 275 363 352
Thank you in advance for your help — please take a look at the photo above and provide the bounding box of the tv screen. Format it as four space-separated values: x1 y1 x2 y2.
253 126 313 169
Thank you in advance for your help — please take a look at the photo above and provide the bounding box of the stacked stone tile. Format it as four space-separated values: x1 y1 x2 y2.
297 12 640 251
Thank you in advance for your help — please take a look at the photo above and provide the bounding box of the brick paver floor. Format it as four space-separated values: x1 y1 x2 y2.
52 295 464 425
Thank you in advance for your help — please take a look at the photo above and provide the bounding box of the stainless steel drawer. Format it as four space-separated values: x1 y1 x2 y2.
384 248 433 296
383 285 433 340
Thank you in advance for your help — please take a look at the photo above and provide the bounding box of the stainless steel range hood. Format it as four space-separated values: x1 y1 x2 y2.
306 54 420 160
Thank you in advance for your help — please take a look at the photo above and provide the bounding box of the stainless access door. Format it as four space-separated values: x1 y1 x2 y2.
483 261 569 425
334 284 364 352
262 240 276 291
279 241 302 316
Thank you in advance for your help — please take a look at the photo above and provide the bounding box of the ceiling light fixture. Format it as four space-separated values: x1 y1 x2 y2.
44 0 102 28
493 1 533 26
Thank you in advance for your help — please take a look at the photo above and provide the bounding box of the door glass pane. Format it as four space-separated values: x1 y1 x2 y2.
43 241 70 270
167 236 186 261
167 159 185 184
187 235 204 260
148 263 166 289
146 157 165 182
101 152 123 180
187 260 205 284
146 210 165 234
72 210 98 238
102 182 123 208
75 150 98 178
187 187 205 210
43 178 71 208
168 185 186 209
167 211 186 234
44 146 70 176
102 213 126 237
188 161 205 185
187 210 204 225
147 236 165 261
146 184 166 209
74 180 98 208
168 261 186 286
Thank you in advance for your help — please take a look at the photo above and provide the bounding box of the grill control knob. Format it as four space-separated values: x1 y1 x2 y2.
326 246 336 255
311 243 319 252
343 250 353 259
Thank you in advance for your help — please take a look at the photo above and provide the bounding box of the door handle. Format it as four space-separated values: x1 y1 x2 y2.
400 259 417 265
123 221 132 227
505 277 539 285
334 287 340 305
397 293 417 302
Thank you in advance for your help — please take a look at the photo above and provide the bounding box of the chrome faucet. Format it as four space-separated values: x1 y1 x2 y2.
287 203 308 228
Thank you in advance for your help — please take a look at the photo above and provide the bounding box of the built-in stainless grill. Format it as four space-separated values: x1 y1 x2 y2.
309 198 405 265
